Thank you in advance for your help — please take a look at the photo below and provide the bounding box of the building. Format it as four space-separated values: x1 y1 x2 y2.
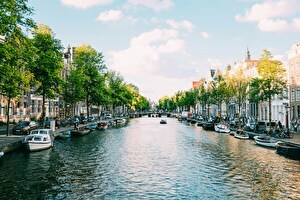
287 43 300 121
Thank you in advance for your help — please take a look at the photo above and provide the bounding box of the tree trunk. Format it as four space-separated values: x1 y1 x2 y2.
269 98 272 134
42 93 46 127
238 101 241 130
6 97 11 136
86 96 90 119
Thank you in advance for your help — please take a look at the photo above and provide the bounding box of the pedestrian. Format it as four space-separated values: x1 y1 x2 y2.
55 117 60 129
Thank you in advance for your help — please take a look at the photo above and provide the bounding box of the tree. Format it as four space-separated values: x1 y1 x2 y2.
228 67 250 129
72 44 106 118
255 49 287 133
0 0 36 135
31 24 64 125
63 67 86 117
107 71 127 115
210 74 226 119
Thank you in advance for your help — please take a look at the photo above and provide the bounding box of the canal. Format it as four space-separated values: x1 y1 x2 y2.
0 117 299 199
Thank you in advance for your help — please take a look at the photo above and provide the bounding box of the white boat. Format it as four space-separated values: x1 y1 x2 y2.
22 129 54 151
234 130 249 139
160 119 167 124
254 135 277 148
214 123 230 133
96 121 108 131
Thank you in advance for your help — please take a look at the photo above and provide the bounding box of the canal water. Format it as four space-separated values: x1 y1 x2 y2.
0 117 299 199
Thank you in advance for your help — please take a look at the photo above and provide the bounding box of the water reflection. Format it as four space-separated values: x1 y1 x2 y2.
0 117 299 199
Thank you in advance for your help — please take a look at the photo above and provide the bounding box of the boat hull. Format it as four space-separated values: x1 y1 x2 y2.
234 131 249 139
71 129 91 136
25 141 52 151
276 142 300 159
254 136 277 148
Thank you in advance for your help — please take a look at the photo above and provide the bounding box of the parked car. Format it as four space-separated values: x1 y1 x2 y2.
12 121 39 135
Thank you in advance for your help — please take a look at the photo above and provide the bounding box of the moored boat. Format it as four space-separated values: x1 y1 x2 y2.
89 123 97 130
22 129 54 151
254 135 277 148
160 119 167 124
96 121 108 131
115 118 126 126
234 130 249 139
276 141 300 159
56 130 71 140
71 127 91 136
214 123 231 133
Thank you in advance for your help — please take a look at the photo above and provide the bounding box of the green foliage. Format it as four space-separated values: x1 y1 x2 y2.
72 44 107 117
254 49 287 132
31 24 63 123
0 0 36 135
31 24 64 98
0 0 36 37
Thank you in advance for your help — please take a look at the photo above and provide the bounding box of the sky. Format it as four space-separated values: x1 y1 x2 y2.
28 0 300 102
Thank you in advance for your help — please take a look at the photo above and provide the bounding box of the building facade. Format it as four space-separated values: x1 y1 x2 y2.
288 43 300 121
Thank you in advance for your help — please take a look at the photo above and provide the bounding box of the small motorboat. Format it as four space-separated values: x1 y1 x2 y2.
160 119 167 124
234 129 249 140
89 123 97 130
22 129 54 151
115 118 126 126
214 123 230 133
276 141 300 159
96 121 108 131
56 130 71 140
71 127 91 136
254 135 277 148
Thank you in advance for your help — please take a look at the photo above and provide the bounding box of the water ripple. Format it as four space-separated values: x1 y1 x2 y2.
0 117 299 199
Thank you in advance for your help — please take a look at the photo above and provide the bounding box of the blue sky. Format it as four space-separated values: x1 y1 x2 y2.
28 0 300 102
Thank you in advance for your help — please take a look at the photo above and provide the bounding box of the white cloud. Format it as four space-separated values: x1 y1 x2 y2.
166 19 194 32
107 27 196 101
107 28 195 84
60 0 113 9
257 18 289 32
127 0 174 12
235 0 300 32
235 0 299 21
96 10 123 22
201 32 211 39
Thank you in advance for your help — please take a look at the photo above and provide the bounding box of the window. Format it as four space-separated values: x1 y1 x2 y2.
291 89 295 101
296 88 300 101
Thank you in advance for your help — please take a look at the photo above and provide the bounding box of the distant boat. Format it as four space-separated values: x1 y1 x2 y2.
96 121 108 131
276 141 300 159
214 123 230 133
160 119 167 124
254 135 277 148
115 118 126 126
22 129 54 151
